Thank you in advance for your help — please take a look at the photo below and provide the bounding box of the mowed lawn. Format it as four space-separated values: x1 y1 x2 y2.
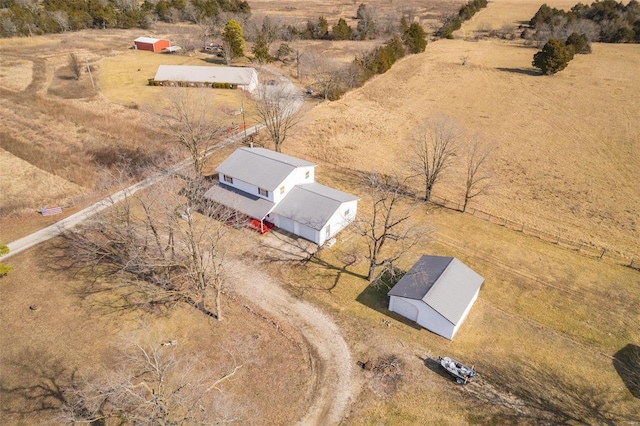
260 165 640 423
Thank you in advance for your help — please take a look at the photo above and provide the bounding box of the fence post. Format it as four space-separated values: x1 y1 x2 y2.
520 223 524 232
599 248 606 259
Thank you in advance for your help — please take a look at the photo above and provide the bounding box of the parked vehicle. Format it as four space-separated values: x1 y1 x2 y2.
438 356 476 384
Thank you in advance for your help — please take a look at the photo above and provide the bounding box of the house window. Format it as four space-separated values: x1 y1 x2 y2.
223 175 233 184
305 170 310 179
344 209 350 217
258 187 268 197
280 186 285 194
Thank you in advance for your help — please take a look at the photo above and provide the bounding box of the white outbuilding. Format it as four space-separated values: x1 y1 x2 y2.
388 255 484 340
153 65 259 93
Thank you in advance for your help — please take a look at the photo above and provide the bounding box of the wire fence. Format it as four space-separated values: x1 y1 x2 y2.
428 194 640 271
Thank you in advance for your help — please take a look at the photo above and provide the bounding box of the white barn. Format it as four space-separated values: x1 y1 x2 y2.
153 65 259 93
204 148 359 245
388 255 484 340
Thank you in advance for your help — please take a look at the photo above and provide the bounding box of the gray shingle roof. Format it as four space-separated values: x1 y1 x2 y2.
272 183 358 230
203 183 274 220
154 65 256 85
216 148 316 191
388 255 484 325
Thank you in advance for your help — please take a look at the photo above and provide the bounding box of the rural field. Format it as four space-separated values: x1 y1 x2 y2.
1 0 639 424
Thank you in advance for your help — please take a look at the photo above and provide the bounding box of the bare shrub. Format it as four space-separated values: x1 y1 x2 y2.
68 53 82 80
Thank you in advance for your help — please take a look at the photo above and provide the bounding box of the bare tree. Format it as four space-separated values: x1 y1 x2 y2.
195 16 219 50
356 172 426 282
49 10 69 32
356 4 379 40
462 137 491 212
302 50 344 100
221 39 234 65
59 335 243 424
253 79 302 153
68 53 82 80
65 173 232 320
158 88 226 178
409 116 462 202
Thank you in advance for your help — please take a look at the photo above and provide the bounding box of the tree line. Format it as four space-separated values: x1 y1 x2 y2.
528 0 640 44
0 0 250 37
529 0 640 74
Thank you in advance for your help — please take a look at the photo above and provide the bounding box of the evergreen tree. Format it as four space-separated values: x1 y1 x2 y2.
222 19 245 57
533 38 573 74
565 32 591 53
316 16 329 39
332 17 351 40
252 31 271 63
404 22 427 53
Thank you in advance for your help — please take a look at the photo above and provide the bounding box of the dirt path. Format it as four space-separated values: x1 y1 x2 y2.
225 257 359 426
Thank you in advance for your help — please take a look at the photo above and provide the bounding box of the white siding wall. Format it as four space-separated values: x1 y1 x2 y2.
389 297 457 340
389 296 419 322
450 287 480 339
298 223 318 244
317 200 358 245
272 166 315 204
219 175 274 202
415 303 455 340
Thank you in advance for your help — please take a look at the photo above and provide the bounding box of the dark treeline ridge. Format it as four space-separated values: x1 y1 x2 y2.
0 0 250 37
530 0 640 43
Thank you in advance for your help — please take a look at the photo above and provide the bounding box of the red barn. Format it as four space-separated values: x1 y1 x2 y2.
133 37 171 52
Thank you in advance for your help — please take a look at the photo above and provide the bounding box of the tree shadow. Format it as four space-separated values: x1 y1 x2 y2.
42 235 208 320
200 57 227 65
470 356 636 424
496 67 541 76
256 229 367 292
0 348 75 419
613 343 640 399
355 283 421 330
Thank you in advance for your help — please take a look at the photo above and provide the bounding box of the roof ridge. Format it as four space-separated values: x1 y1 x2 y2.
240 147 315 168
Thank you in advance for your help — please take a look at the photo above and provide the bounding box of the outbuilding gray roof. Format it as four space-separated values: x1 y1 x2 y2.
388 255 484 325
154 65 257 85
203 183 274 220
216 148 316 191
272 183 359 230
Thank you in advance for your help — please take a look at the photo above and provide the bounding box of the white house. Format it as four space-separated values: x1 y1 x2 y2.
204 148 359 245
153 65 259 93
388 255 484 340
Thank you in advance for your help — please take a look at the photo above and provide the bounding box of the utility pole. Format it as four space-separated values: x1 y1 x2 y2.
241 98 247 140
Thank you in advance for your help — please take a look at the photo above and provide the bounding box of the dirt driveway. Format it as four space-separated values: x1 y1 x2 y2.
225 250 362 425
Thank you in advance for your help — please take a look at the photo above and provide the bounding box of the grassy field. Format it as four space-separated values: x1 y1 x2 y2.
0 223 311 425
288 38 640 261
258 166 640 423
1 0 639 423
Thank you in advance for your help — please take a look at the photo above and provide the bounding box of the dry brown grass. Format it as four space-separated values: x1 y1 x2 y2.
0 236 311 425
287 39 640 259
1 1 639 423
0 148 85 216
257 166 640 424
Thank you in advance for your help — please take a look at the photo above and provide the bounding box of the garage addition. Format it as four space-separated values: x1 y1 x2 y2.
204 148 359 245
